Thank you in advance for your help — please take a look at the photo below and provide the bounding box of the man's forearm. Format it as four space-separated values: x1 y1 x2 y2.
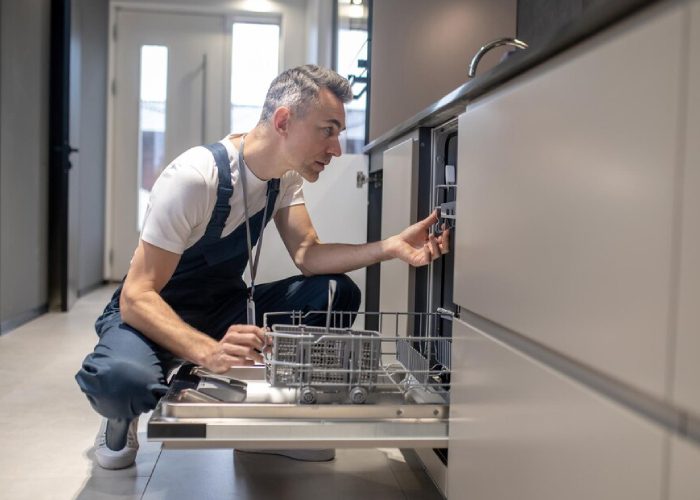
297 238 397 276
120 289 216 364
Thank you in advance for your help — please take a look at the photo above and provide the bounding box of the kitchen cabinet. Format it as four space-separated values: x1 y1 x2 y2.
448 318 665 500
453 2 686 399
672 0 700 417
668 435 700 500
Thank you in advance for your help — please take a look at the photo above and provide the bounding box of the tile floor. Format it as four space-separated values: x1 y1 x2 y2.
0 286 443 500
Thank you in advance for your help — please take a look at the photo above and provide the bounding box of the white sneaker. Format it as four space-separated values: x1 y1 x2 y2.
94 418 139 469
235 448 335 462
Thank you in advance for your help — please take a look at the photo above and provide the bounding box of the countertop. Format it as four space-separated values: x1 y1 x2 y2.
363 0 661 154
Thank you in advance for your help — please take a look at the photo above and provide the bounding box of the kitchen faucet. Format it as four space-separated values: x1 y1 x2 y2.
468 37 528 78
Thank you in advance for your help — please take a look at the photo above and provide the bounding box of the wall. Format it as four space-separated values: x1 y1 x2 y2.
305 0 334 68
76 0 109 295
0 0 52 332
369 0 517 141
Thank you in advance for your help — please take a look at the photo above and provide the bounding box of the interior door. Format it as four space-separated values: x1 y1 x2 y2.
48 0 80 311
109 9 226 279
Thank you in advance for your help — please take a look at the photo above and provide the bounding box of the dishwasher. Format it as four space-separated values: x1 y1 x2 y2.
148 121 458 459
147 308 451 450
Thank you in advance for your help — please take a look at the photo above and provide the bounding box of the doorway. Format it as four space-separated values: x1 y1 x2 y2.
108 8 228 279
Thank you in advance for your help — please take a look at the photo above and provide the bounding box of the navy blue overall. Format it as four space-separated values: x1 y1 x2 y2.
75 143 361 421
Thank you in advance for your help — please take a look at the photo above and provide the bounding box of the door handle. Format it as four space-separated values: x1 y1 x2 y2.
53 143 79 170
53 143 79 155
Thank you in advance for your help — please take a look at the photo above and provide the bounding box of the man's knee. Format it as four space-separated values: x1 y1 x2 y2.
76 354 167 420
329 273 361 312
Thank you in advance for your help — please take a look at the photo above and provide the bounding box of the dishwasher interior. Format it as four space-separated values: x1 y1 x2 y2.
417 120 459 468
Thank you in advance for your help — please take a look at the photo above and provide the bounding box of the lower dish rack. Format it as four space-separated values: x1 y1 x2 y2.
263 310 452 405
147 310 453 449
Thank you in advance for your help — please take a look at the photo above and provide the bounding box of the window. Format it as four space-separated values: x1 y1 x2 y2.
230 22 280 133
336 0 368 153
138 45 168 230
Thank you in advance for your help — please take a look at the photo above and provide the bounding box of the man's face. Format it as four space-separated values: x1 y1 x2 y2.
284 87 346 182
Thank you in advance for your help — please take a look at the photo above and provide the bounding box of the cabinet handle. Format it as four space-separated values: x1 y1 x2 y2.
468 38 528 78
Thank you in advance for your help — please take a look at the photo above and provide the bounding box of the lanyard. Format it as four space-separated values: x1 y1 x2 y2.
238 135 271 324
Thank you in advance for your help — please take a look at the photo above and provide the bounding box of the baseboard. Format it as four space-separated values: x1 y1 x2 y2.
0 304 49 335
78 280 108 298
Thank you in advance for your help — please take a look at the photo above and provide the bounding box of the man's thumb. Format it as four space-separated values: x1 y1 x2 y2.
420 210 438 227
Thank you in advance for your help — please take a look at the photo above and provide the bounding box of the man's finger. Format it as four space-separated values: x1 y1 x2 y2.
227 323 266 333
439 228 451 254
221 332 265 349
427 234 440 260
222 343 263 363
226 324 266 338
418 210 439 228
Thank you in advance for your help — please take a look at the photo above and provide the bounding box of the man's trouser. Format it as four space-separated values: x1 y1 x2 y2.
75 273 361 421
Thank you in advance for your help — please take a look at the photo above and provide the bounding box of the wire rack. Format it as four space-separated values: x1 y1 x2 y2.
263 310 452 404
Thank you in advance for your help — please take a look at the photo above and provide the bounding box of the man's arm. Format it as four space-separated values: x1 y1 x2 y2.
274 204 450 276
120 240 267 373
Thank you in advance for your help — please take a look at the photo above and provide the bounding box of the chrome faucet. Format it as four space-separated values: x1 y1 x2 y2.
468 38 528 78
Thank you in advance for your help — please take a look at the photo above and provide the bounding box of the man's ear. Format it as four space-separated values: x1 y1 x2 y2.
272 106 291 137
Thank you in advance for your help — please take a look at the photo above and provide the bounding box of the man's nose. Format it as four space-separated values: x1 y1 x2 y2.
328 136 342 157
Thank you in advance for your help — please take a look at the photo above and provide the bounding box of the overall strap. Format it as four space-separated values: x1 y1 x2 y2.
200 143 234 244
263 179 281 224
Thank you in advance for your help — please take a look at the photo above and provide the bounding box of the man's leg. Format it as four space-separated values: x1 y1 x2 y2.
252 273 361 327
75 311 173 468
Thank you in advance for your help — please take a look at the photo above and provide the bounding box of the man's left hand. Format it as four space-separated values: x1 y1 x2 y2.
387 211 450 267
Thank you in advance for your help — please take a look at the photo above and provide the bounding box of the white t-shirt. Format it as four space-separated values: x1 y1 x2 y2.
140 137 305 254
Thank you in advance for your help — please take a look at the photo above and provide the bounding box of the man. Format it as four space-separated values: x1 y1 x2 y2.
76 65 450 469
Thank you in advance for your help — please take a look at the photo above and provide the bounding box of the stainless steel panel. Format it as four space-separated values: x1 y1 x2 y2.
454 4 685 399
448 318 665 500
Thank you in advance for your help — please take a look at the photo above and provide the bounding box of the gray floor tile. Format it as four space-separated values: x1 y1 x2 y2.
72 475 151 500
142 449 238 500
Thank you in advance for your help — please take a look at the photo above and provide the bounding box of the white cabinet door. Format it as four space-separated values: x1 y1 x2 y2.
669 436 700 500
454 4 686 399
672 0 700 417
448 318 665 500
254 153 369 328
379 137 417 335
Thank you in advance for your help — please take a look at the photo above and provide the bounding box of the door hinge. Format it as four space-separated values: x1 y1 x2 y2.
112 22 117 42
111 79 116 96
356 171 382 189
109 249 114 266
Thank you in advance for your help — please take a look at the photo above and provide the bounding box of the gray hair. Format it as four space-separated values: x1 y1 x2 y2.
260 65 353 123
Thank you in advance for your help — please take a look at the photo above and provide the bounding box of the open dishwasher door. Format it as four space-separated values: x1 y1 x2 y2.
148 311 451 450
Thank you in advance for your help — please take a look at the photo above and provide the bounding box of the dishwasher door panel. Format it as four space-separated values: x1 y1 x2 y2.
148 365 449 449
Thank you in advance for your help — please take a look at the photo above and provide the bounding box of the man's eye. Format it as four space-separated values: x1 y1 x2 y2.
323 127 333 137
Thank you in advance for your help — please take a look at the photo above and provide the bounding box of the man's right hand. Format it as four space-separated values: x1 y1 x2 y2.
199 324 269 374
